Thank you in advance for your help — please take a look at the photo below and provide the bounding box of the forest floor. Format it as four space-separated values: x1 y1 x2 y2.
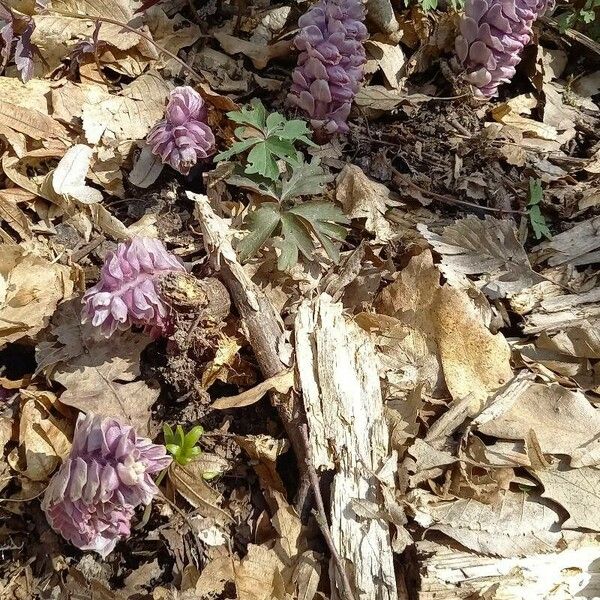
0 0 600 599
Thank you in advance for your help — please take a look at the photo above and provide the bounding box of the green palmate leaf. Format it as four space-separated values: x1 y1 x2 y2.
236 199 349 270
245 137 297 181
527 178 552 241
226 156 334 204
216 99 315 181
227 98 267 130
214 138 259 162
280 157 335 202
528 205 552 241
236 203 281 263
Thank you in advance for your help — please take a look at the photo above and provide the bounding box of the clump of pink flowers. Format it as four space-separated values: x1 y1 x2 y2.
287 0 368 136
147 86 216 174
42 413 171 557
82 237 185 338
455 0 555 98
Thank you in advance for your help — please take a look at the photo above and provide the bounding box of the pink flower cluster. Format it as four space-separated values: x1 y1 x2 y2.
288 0 368 136
147 86 215 174
42 413 171 557
456 0 555 97
82 237 185 338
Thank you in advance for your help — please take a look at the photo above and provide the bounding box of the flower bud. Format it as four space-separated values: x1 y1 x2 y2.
82 237 185 338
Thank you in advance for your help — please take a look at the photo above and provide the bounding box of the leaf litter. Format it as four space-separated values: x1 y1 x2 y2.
0 0 599 599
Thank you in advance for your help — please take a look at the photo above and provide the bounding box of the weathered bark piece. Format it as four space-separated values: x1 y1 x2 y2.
417 536 600 599
295 295 398 600
523 288 600 334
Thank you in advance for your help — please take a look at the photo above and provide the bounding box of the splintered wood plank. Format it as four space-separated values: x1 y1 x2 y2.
295 295 399 600
417 536 600 600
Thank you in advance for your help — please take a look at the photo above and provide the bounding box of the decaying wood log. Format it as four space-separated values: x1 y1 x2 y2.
417 535 600 600
295 295 399 600
187 191 309 479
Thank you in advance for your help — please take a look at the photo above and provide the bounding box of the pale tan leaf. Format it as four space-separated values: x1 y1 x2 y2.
47 144 103 205
477 382 600 456
234 434 289 493
58 376 158 437
410 489 562 557
532 462 600 532
145 7 201 72
82 71 170 144
336 164 402 244
365 40 405 89
0 101 69 140
535 216 600 267
212 369 294 409
169 460 233 524
129 145 164 189
0 245 75 347
8 390 72 482
214 32 291 70
418 216 544 298
234 544 287 600
354 85 430 112
0 188 34 240
433 285 513 413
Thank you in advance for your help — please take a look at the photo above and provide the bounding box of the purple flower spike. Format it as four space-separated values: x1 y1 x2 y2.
147 86 215 174
287 0 368 136
455 0 555 98
42 413 172 557
82 237 185 338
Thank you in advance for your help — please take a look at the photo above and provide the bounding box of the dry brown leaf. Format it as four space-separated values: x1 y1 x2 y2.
0 245 75 347
36 297 150 379
212 369 294 410
0 77 53 112
365 250 443 395
418 216 544 298
145 7 201 73
214 32 292 70
0 101 69 141
354 85 430 112
336 164 403 244
0 188 35 240
410 489 562 557
433 285 512 413
58 377 159 438
129 146 164 189
82 70 170 145
234 543 288 600
532 462 600 532
365 40 405 89
169 460 233 524
7 390 72 482
201 333 245 389
478 382 600 456
293 551 321 600
535 217 600 267
234 434 289 493
491 97 559 141
194 555 236 598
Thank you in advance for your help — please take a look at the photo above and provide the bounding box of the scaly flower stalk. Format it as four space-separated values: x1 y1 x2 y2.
82 237 185 338
288 0 368 136
42 413 171 557
455 0 554 98
147 86 215 174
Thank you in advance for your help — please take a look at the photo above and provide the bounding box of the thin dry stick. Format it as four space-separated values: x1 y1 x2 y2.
43 11 206 84
300 424 357 600
391 167 526 216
